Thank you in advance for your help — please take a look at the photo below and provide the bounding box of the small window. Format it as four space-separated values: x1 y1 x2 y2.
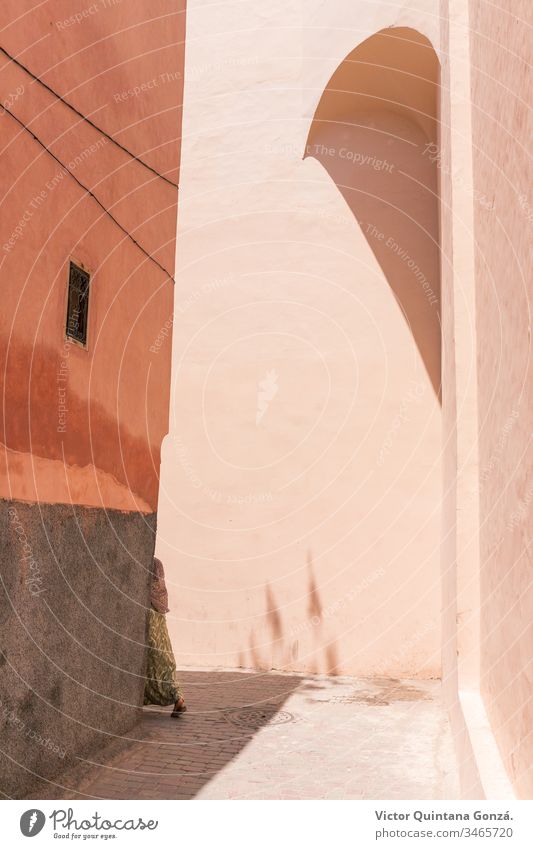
66 261 90 345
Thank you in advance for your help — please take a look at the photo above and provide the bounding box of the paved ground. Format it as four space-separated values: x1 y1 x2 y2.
35 670 459 800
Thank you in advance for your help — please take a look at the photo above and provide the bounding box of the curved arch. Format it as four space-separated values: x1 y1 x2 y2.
306 27 441 398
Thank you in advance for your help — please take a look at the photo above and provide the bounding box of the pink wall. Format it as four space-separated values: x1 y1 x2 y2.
157 12 443 678
469 0 533 799
439 0 531 799
438 0 485 797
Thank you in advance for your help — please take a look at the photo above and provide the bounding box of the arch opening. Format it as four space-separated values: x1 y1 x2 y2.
306 27 441 398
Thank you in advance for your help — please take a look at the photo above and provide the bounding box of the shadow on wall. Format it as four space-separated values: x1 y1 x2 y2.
237 551 340 675
305 27 442 399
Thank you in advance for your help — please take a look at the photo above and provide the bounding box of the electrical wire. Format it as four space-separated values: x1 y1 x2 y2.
0 44 179 190
2 100 175 283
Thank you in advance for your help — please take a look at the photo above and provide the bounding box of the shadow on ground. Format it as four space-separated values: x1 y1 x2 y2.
29 670 458 800
29 669 307 800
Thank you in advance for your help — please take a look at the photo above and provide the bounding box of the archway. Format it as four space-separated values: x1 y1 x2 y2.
306 27 441 398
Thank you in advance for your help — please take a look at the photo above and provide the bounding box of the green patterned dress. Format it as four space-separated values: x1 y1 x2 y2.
143 607 183 706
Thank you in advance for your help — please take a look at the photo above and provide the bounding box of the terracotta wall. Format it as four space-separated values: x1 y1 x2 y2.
157 1 444 677
468 0 532 799
1 0 185 513
0 0 185 798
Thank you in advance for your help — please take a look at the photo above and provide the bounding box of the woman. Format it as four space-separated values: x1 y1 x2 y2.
144 556 186 717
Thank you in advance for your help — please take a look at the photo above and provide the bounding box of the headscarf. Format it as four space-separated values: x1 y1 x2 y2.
150 557 169 614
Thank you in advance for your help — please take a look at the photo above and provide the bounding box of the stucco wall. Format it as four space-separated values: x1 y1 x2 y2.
157 1 444 677
468 0 532 799
0 0 185 512
0 500 154 798
0 1 185 797
439 0 486 798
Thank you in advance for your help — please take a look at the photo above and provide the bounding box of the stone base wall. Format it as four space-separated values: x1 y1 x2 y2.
0 499 155 798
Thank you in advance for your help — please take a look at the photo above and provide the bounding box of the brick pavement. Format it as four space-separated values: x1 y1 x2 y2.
34 670 459 800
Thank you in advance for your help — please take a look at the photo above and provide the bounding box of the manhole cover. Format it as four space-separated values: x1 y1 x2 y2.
224 704 296 728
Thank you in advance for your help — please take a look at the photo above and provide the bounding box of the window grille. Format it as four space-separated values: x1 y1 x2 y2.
66 261 90 345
